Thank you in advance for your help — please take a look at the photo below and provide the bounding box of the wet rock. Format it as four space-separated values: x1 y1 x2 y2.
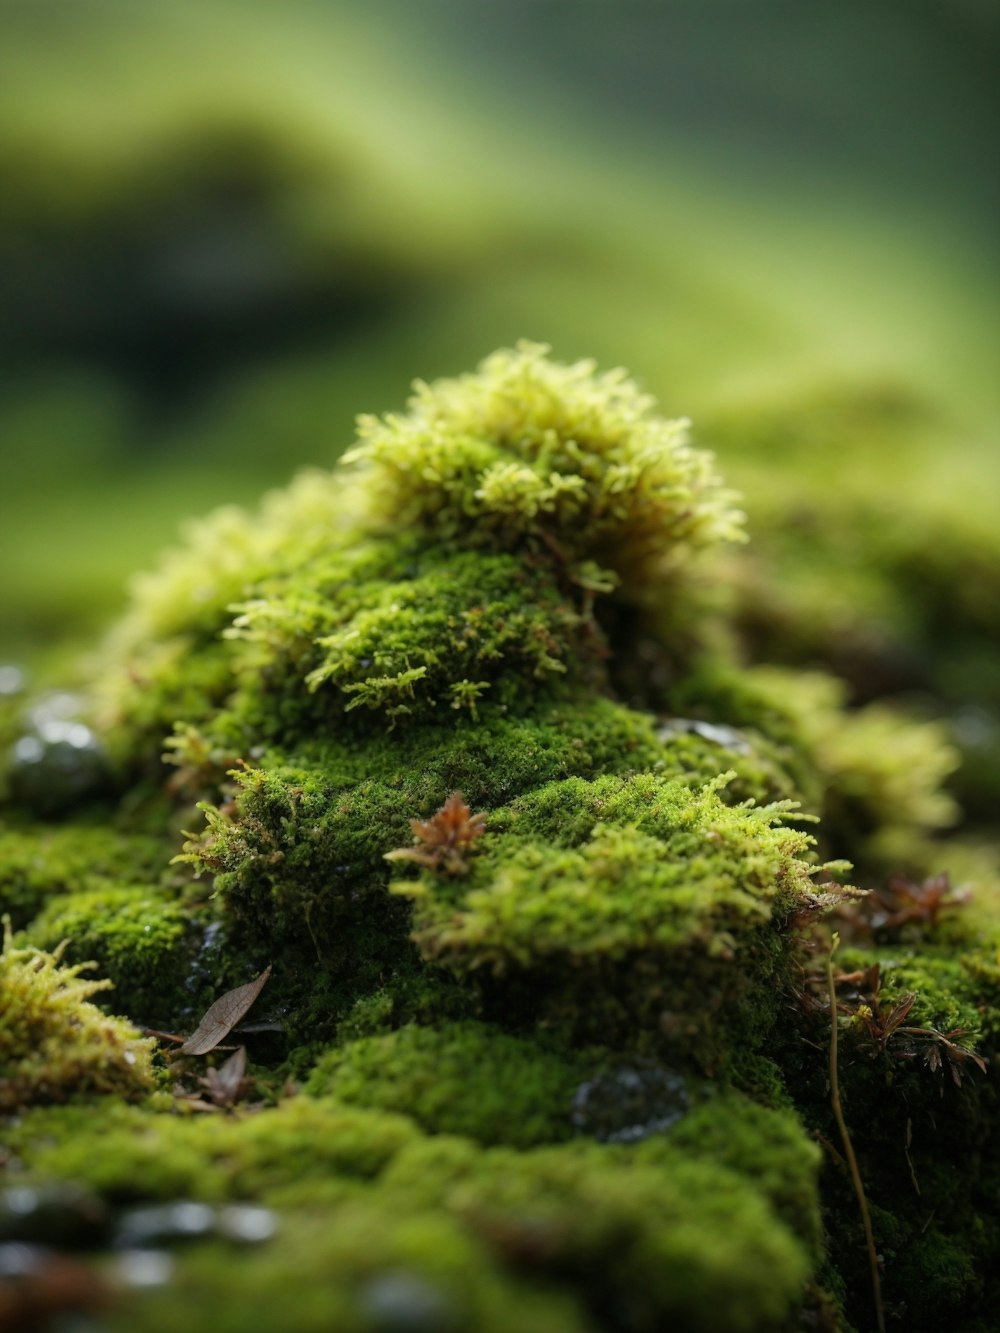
113 1202 215 1249
7 695 110 813
0 1185 111 1250
360 1270 459 1333
216 1204 277 1243
657 717 753 755
112 1201 277 1250
571 1064 689 1143
0 1244 48 1279
114 1249 175 1288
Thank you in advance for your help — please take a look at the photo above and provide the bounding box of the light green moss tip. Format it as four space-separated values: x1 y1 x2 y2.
0 917 154 1111
344 340 745 589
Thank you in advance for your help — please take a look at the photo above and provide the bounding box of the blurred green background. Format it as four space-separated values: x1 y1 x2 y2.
1 0 998 728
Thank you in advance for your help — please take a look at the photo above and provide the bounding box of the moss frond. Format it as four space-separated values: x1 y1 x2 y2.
344 340 744 590
0 917 153 1111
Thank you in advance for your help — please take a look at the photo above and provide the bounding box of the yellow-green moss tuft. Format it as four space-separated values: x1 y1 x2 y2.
0 920 153 1111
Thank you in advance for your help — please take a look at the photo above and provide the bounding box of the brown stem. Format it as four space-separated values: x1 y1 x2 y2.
827 933 885 1333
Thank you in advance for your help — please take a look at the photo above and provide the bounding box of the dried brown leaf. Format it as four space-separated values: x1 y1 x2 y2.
198 1045 250 1107
180 966 272 1055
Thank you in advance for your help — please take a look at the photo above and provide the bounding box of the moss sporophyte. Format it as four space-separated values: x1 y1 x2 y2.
1 343 997 1333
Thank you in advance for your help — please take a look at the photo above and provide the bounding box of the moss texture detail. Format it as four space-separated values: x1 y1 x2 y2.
2 343 997 1332
0 924 154 1111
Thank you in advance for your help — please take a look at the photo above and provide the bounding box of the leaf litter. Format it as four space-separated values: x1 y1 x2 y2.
180 965 272 1055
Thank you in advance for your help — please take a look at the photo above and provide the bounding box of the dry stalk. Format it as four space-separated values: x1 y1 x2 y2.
827 932 885 1333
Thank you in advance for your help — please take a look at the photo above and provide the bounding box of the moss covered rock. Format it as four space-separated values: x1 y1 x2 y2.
1 343 996 1332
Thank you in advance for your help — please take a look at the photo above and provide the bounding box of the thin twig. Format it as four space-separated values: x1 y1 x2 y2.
827 932 885 1333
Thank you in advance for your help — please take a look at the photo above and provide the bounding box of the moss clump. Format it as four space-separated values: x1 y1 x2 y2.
343 341 744 578
0 820 165 929
399 1137 814 1333
8 1097 420 1203
394 772 824 1062
2 343 992 1331
21 883 197 1027
667 661 959 874
306 1022 589 1148
11 1092 819 1333
0 922 153 1111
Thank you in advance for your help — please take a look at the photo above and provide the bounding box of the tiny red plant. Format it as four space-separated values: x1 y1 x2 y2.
385 791 487 875
871 872 971 935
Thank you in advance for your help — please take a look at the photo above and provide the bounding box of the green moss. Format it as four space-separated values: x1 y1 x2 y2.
344 341 744 588
669 661 959 872
433 1141 813 1333
21 882 197 1026
3 344 998 1330
12 1096 815 1333
306 1022 589 1148
107 1199 589 1333
0 820 165 928
9 1096 420 1201
174 700 681 953
0 923 153 1111
395 772 822 1061
647 1093 822 1250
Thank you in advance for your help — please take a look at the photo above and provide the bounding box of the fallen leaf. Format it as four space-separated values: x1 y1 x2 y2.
199 1045 251 1107
181 966 272 1055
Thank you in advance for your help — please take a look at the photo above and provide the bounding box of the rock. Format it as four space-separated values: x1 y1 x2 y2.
571 1064 689 1143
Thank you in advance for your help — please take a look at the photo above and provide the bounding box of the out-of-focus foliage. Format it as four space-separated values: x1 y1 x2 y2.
1 6 998 1331
2 0 997 702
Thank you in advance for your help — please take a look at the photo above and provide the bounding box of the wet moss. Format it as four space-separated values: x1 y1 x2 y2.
0 820 165 929
306 1022 589 1148
1 345 993 1331
0 925 153 1111
21 883 198 1028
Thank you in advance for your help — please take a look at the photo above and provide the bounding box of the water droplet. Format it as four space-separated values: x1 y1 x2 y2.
114 1202 215 1249
361 1270 457 1333
13 736 44 764
0 665 24 696
657 718 752 755
217 1205 277 1243
116 1249 175 1287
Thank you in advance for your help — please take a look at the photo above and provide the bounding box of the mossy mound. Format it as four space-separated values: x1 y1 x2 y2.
8 1089 820 1333
394 772 821 1062
0 925 153 1112
1 344 996 1331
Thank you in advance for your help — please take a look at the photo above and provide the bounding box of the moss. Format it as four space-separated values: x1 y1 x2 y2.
0 923 153 1111
173 699 685 953
649 1093 822 1251
8 1097 420 1203
669 661 959 873
3 345 998 1329
306 1022 589 1148
106 1199 590 1333
704 385 1000 709
395 772 823 1061
11 1097 817 1333
0 819 165 929
21 882 198 1027
435 1141 813 1333
343 341 744 587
